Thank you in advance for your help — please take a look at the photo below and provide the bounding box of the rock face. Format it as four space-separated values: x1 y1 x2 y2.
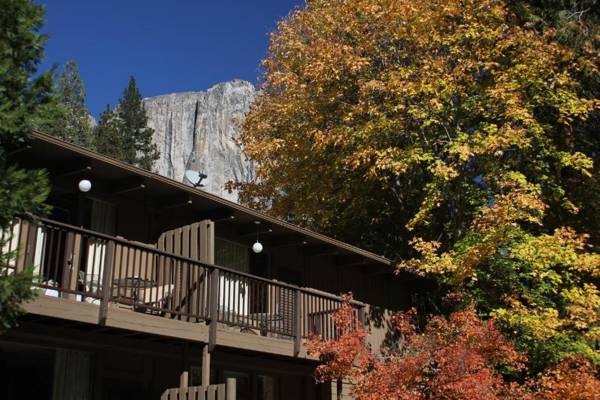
143 80 257 202
88 113 97 128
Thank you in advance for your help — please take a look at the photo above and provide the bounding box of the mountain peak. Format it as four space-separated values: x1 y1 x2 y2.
143 80 257 202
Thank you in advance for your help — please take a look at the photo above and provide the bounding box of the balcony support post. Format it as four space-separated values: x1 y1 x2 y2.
358 305 367 326
202 344 211 386
293 289 302 357
179 371 189 390
23 221 40 270
199 220 217 353
61 232 76 300
226 378 236 400
98 241 115 325
16 219 30 273
208 267 219 352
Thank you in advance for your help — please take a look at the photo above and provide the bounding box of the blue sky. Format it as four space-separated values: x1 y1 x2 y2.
38 0 303 118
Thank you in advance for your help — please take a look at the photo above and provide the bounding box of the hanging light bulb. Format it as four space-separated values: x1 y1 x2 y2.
252 220 263 253
252 240 263 254
78 179 92 192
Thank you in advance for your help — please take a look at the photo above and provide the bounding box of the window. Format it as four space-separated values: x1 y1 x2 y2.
215 238 249 273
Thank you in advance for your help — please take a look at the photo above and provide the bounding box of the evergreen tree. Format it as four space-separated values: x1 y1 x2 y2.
94 104 123 160
50 60 95 148
117 76 159 170
0 0 54 331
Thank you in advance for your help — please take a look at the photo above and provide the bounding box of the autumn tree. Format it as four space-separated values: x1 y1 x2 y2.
527 355 600 399
307 299 600 400
237 0 599 372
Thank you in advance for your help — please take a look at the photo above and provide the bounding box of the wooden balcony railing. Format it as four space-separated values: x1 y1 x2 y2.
0 217 365 351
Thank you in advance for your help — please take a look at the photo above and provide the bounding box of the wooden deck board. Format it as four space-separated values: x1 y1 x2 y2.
23 295 99 325
215 328 294 356
104 306 209 342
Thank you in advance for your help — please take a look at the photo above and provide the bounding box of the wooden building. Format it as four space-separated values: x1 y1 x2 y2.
0 132 429 400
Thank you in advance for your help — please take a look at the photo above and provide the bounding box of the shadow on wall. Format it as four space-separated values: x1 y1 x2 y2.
365 289 442 353
365 305 400 354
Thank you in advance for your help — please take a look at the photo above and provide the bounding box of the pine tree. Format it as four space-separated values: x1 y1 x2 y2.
94 104 123 160
50 60 95 149
0 0 54 331
117 76 159 170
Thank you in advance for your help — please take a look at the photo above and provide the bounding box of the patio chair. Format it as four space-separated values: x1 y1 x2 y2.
137 283 174 315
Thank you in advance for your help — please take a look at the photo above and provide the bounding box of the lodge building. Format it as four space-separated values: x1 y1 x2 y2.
0 131 429 400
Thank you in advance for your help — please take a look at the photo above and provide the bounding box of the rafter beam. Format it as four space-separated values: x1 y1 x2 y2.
333 254 369 267
8 144 32 156
237 222 273 237
52 161 92 178
109 177 146 195
303 244 340 257
271 234 308 248
154 193 193 210
198 208 236 222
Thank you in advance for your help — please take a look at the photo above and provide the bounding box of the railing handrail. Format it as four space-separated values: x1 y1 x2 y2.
299 286 365 306
30 215 366 307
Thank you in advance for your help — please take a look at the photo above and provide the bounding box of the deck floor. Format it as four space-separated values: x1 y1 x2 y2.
23 295 311 359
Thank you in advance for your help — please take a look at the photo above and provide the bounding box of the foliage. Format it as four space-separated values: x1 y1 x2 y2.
307 299 600 400
117 76 159 170
526 355 600 399
0 268 38 333
0 0 56 149
94 76 159 170
510 0 600 53
237 0 600 371
95 104 123 160
45 60 95 148
0 0 52 331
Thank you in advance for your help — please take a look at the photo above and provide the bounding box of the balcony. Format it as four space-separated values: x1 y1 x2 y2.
1 217 365 358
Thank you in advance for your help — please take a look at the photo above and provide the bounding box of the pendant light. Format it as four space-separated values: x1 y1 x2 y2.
78 179 92 192
252 220 263 253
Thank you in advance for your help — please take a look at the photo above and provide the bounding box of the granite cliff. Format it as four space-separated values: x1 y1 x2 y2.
143 80 257 202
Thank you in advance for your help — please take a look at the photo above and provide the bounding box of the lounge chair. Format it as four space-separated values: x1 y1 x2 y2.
136 283 174 314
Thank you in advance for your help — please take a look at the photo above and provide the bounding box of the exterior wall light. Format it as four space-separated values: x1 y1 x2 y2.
78 179 92 192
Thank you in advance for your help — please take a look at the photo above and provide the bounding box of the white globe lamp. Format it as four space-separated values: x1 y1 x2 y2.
252 241 263 254
78 179 92 193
